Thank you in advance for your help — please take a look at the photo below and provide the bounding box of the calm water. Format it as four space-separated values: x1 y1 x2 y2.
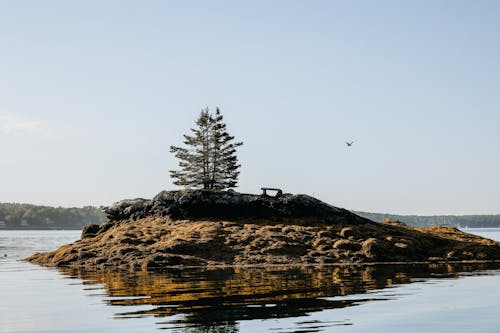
1 229 499 333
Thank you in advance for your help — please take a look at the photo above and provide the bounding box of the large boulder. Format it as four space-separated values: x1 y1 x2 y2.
102 190 372 225
81 224 101 239
103 198 153 221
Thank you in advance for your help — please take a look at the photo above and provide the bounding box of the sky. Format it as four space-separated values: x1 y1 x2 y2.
1 0 500 215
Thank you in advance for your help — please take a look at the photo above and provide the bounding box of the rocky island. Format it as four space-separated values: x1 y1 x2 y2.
27 190 500 270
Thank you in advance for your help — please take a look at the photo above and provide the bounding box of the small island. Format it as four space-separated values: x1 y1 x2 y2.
26 189 500 270
25 109 500 270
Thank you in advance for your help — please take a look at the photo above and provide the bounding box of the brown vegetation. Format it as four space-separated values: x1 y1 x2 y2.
26 216 500 270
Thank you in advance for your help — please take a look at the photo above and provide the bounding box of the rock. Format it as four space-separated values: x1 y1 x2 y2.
103 190 370 225
167 239 201 255
77 249 96 259
462 251 474 259
446 251 458 260
392 240 416 256
81 224 101 239
103 198 153 222
382 219 407 227
360 238 381 259
94 258 107 265
119 247 137 255
312 237 332 247
264 241 309 256
333 239 361 251
394 242 408 249
339 227 355 238
121 237 142 245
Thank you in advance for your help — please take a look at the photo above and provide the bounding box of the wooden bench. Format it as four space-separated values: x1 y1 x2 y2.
261 187 283 197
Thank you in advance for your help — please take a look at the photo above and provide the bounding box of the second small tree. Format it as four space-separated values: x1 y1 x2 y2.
170 107 243 190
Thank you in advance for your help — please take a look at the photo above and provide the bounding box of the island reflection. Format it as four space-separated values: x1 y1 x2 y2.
59 263 500 332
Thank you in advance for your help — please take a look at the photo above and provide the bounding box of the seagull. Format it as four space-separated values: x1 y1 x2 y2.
346 141 354 147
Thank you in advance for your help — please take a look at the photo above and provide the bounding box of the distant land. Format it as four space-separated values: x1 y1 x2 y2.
355 211 500 228
1 202 499 229
0 203 105 230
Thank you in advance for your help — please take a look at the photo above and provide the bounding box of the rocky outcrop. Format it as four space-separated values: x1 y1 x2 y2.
102 190 368 225
26 190 500 270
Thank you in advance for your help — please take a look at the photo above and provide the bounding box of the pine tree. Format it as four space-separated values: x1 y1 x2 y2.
169 107 243 190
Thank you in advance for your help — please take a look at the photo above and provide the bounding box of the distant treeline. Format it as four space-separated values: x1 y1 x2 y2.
355 211 500 228
1 201 499 229
0 203 106 230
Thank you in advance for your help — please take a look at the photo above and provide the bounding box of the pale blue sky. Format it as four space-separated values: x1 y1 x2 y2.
1 1 499 214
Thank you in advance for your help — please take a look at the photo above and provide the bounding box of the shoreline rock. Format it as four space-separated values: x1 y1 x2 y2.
26 190 500 270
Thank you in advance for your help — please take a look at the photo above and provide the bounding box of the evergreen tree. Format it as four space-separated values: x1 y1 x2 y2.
169 107 243 190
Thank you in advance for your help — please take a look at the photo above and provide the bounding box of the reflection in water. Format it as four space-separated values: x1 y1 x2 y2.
59 263 500 333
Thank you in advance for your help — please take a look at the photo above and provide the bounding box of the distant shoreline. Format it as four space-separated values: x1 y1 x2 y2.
355 211 500 228
0 203 105 230
2 202 500 229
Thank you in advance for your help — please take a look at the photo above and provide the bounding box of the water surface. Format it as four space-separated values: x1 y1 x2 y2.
1 229 499 333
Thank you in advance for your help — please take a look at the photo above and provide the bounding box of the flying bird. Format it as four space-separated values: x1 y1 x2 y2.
346 141 354 147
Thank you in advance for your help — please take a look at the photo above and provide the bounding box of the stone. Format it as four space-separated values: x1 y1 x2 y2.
102 190 369 225
333 239 361 251
394 242 408 249
81 224 101 239
339 227 355 238
103 198 153 222
381 219 407 227
77 249 95 259
360 238 380 259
